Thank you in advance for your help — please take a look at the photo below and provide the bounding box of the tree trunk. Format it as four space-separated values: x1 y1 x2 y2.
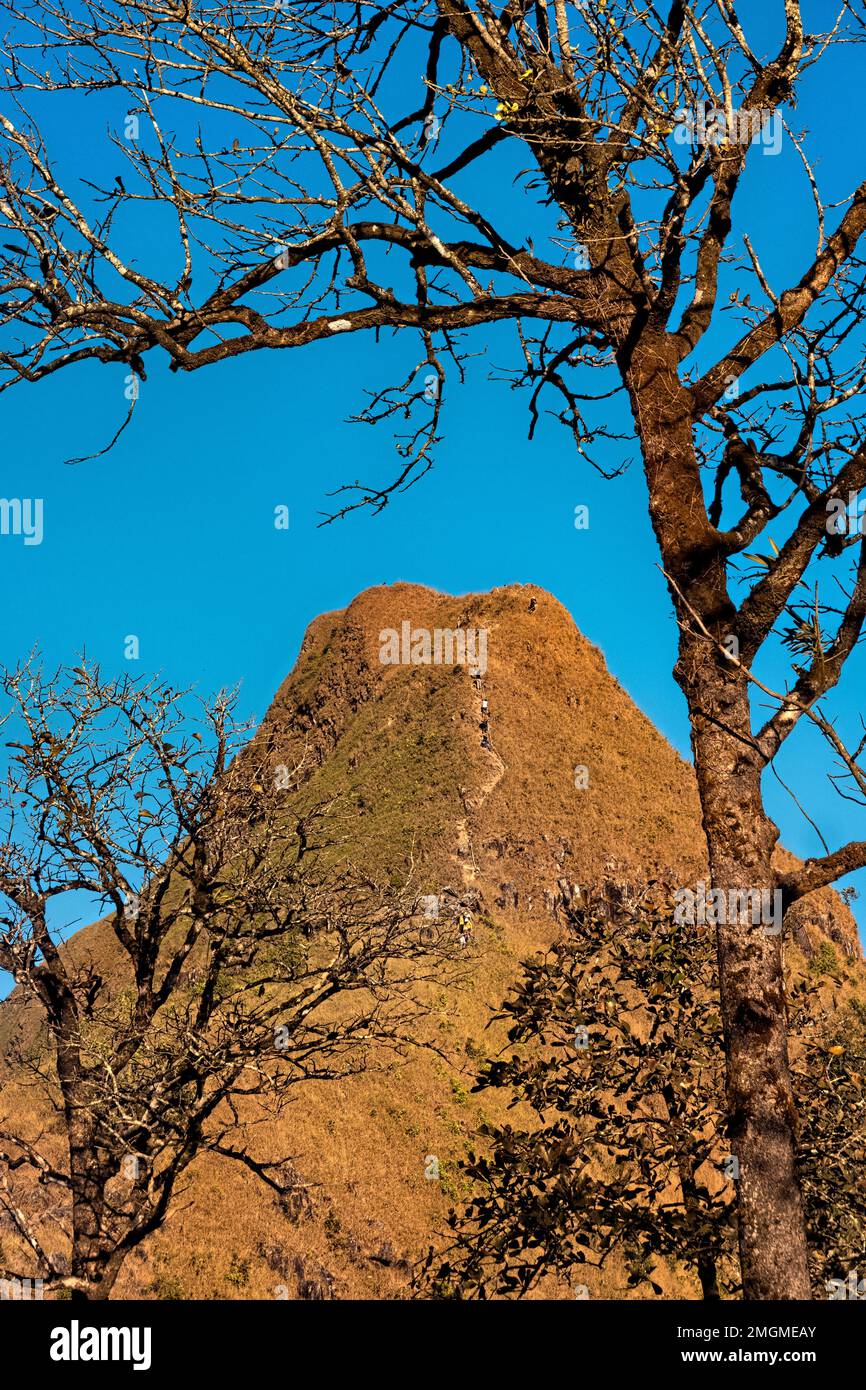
682 645 812 1299
68 1140 110 1298
623 334 812 1298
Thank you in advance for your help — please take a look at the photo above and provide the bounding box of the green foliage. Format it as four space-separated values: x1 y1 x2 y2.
450 1076 471 1106
422 891 866 1301
425 889 734 1300
809 941 840 977
437 1159 462 1203
225 1253 250 1289
795 996 866 1290
149 1272 187 1300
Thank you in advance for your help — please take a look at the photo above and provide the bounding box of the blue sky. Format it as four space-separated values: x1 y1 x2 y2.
2 3 865 996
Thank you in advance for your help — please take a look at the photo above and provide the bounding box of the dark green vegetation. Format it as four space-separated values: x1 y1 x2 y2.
426 892 866 1300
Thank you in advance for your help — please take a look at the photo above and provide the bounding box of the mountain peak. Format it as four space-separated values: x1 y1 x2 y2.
2 582 858 1300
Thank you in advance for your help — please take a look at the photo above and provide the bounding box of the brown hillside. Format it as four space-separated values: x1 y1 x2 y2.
251 582 858 956
0 582 861 1300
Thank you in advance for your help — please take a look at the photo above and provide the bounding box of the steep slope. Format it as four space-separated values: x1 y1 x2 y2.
249 581 858 954
254 582 709 899
0 582 861 1300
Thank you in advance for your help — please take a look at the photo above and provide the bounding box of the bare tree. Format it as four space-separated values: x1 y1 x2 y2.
0 657 450 1299
3 0 866 1297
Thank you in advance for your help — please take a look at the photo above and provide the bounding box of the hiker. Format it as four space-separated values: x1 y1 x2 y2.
457 911 474 949
480 698 490 747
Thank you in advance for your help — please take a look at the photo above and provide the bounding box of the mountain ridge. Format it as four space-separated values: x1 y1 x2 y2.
0 581 860 1300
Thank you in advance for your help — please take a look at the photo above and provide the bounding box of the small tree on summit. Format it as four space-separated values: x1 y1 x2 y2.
6 1 866 1294
0 658 448 1299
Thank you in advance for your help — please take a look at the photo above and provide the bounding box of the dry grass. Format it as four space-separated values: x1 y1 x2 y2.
1 582 862 1300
